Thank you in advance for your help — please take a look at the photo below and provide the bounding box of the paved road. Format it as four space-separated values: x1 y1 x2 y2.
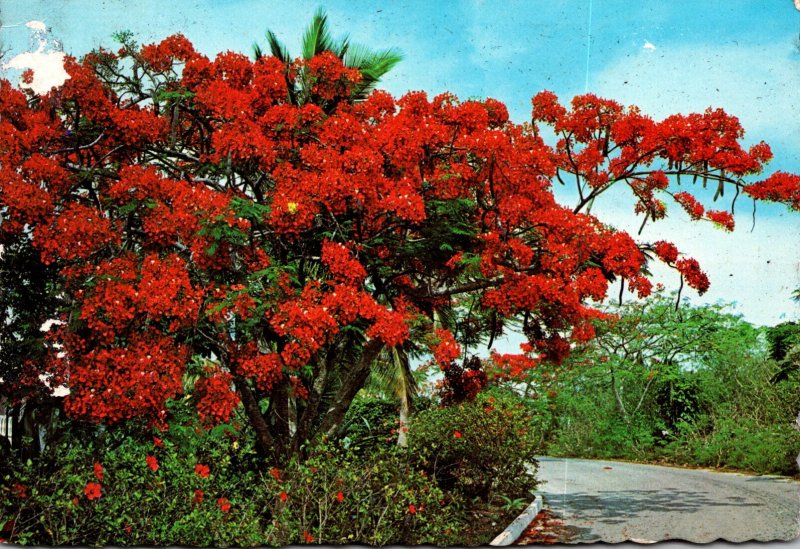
531 457 800 543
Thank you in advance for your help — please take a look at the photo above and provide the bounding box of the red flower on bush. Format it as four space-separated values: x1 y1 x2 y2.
217 497 231 513
84 482 102 500
153 436 164 448
11 482 28 499
335 491 344 503
269 467 281 480
195 464 210 478
146 455 159 471
279 490 288 502
303 531 314 543
454 430 462 439
408 504 417 514
193 489 204 504
93 462 104 481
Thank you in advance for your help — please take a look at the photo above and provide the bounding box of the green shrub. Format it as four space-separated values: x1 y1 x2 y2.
0 400 469 546
665 417 800 475
254 442 466 546
0 412 266 546
339 398 398 451
408 387 541 502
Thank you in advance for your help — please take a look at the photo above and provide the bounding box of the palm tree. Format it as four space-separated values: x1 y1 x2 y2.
253 8 403 105
365 344 419 447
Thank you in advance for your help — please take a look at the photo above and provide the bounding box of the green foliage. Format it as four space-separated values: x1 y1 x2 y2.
766 321 800 362
409 388 540 502
665 414 800 475
0 399 471 546
534 295 800 476
255 442 465 546
0 413 264 546
339 398 398 450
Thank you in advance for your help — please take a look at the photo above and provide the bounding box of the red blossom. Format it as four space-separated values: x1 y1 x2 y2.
408 504 417 514
217 497 231 513
146 455 159 472
673 192 705 220
11 482 28 499
194 370 240 426
653 241 679 264
303 531 315 543
84 482 102 500
193 489 204 504
93 462 104 481
335 491 344 502
279 490 288 502
676 258 710 294
705 210 735 231
195 464 210 478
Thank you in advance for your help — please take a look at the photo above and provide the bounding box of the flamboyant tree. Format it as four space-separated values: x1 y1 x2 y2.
1 30 799 463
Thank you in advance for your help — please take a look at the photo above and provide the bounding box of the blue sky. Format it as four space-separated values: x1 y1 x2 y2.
2 0 800 326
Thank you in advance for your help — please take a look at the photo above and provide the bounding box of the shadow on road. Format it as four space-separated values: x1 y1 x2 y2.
541 488 759 526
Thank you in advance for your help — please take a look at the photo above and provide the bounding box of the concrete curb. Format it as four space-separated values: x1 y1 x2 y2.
489 494 543 546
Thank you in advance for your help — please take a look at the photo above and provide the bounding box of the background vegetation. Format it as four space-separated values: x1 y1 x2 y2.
529 292 800 475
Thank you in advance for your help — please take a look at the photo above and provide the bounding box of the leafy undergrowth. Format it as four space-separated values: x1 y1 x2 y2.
1 388 542 546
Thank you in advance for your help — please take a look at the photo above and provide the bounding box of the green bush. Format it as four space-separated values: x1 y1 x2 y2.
339 398 398 451
408 388 541 502
665 416 800 475
0 411 266 546
0 399 469 546
254 442 466 546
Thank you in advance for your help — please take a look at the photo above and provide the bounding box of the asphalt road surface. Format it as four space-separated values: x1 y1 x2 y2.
531 456 800 543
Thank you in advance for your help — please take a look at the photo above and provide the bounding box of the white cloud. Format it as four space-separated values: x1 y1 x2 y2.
2 20 70 95
643 40 656 50
587 40 800 152
581 184 800 326
25 20 46 32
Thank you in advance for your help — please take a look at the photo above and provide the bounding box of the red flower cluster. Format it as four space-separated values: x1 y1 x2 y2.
195 464 210 478
673 192 705 220
194 371 240 425
84 482 102 500
11 482 28 500
1 31 797 448
705 210 735 231
676 258 710 294
431 328 461 367
652 241 679 264
217 497 231 513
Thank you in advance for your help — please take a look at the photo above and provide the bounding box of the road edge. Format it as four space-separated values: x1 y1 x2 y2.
489 494 543 546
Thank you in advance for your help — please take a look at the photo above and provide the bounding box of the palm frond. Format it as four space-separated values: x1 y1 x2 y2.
367 344 417 404
344 44 403 99
252 42 264 61
302 8 335 60
337 34 351 60
266 30 292 64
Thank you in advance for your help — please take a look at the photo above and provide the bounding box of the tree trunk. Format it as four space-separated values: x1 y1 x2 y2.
234 375 278 461
397 393 409 447
318 338 384 438
292 353 332 454
609 367 629 422
266 381 291 460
